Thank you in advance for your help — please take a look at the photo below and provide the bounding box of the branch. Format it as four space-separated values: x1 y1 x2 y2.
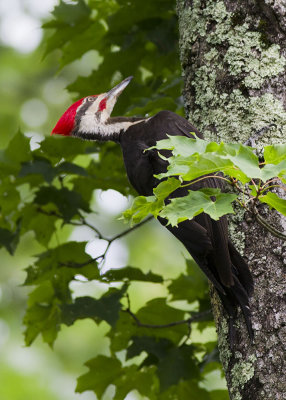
123 293 212 329
123 307 212 329
59 215 153 268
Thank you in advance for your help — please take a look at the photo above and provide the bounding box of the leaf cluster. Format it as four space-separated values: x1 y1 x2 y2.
0 129 225 398
124 136 286 228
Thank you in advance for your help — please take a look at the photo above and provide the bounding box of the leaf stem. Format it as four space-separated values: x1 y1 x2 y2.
253 206 286 240
260 184 286 195
180 174 231 188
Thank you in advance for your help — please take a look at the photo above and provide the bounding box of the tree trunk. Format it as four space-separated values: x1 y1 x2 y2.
176 1 286 399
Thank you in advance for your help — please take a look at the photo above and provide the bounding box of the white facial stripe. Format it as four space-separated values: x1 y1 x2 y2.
78 117 146 138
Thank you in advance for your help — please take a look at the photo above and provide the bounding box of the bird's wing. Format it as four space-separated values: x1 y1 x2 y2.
150 111 234 289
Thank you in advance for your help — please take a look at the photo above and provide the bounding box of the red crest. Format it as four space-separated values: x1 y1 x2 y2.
51 98 84 136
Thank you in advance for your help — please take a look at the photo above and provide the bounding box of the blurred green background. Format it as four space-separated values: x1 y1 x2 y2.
0 1 226 399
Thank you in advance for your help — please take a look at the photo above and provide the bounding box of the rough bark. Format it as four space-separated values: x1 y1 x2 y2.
176 1 286 399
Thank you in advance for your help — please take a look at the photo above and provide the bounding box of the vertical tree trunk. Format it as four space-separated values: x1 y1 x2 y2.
176 1 286 399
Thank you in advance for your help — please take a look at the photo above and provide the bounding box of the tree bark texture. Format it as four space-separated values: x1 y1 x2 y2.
176 1 286 399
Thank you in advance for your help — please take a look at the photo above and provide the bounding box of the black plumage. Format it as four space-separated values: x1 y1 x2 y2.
119 110 254 341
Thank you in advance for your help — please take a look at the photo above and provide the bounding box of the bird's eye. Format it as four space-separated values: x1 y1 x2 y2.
86 96 94 102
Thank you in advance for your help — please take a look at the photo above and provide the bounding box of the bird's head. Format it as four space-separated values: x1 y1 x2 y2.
51 76 133 140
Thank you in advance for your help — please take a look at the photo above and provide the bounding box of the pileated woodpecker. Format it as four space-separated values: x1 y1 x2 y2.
52 76 253 342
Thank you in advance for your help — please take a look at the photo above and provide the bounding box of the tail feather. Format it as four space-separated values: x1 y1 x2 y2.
211 246 254 345
228 241 254 296
229 274 253 341
218 276 253 347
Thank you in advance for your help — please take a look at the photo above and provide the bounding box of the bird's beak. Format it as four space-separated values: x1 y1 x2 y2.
102 76 133 117
106 76 133 101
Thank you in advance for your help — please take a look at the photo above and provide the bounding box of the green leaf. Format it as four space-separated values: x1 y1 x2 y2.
23 242 100 346
135 298 187 344
209 390 229 400
122 178 181 224
108 312 138 353
19 158 55 183
34 186 89 221
259 192 286 216
157 345 199 391
21 204 57 246
122 195 161 224
76 355 122 397
153 177 181 200
55 161 88 177
126 336 199 392
101 266 163 283
260 160 286 182
48 0 91 25
155 138 260 183
39 136 99 162
113 365 157 400
127 335 168 360
60 22 106 68
43 0 93 64
160 188 237 226
264 143 286 164
159 379 211 400
61 287 126 327
154 135 206 157
222 142 261 179
5 131 31 164
77 355 158 400
168 259 209 303
24 241 95 286
108 298 189 356
0 220 21 255
19 159 88 184
0 179 21 215
24 302 61 347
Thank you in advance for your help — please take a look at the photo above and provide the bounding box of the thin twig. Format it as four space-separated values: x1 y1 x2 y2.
59 216 153 269
109 216 153 243
250 178 258 193
79 216 103 238
253 206 286 241
261 178 280 188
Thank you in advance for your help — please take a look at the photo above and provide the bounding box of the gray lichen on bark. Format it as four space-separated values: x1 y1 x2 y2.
176 1 286 399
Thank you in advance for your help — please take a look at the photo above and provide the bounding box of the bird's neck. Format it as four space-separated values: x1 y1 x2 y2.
74 116 147 143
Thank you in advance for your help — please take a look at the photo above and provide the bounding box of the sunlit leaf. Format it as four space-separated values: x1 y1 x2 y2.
160 189 237 226
264 143 286 164
259 192 286 216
